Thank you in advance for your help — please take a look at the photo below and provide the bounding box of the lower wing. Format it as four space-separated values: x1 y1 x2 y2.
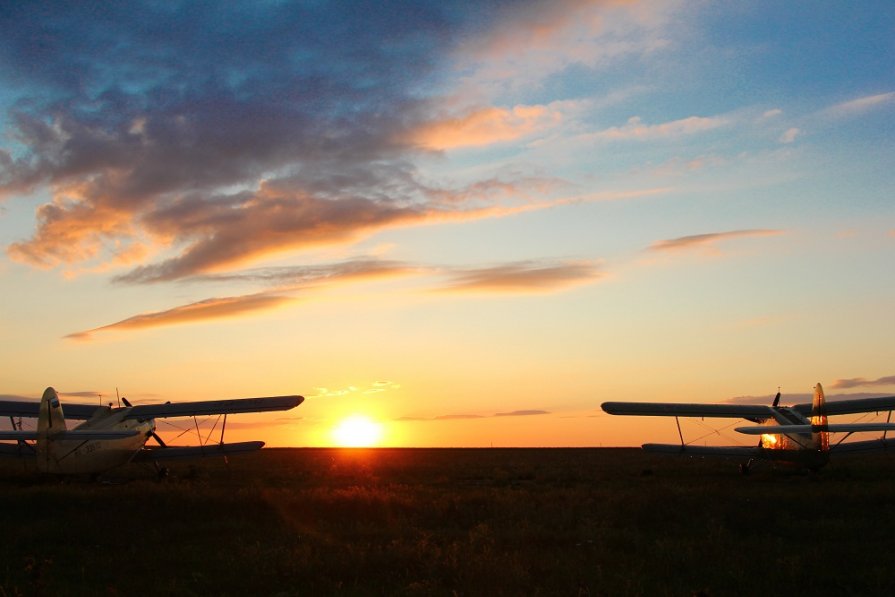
828 438 895 454
643 444 764 457
132 441 265 461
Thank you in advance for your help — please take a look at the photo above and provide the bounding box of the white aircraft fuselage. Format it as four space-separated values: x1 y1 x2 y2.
36 388 154 474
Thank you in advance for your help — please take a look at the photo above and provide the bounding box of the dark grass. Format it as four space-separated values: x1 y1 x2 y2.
2 448 895 596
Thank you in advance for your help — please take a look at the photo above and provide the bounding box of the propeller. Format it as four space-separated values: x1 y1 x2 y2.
121 396 167 447
758 390 783 448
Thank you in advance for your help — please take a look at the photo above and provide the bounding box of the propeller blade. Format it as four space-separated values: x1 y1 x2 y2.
772 391 781 408
150 431 167 448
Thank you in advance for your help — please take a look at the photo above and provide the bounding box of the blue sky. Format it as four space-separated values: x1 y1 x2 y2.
1 1 893 446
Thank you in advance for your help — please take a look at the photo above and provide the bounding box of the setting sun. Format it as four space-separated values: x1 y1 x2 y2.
332 415 383 447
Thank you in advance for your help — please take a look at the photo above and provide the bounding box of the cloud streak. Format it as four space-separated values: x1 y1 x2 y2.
403 409 551 421
66 293 293 340
822 92 895 119
648 229 783 254
67 254 606 340
831 375 895 390
438 260 603 293
585 115 728 142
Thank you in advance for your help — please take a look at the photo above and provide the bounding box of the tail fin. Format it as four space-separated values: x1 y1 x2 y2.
38 387 66 437
811 383 829 451
37 387 66 473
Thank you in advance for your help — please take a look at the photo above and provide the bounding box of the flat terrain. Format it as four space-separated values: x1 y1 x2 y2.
2 448 895 596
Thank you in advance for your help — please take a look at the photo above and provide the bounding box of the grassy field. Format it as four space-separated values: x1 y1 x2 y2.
2 447 895 596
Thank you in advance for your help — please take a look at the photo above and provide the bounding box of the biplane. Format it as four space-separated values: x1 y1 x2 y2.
0 387 303 475
602 383 895 473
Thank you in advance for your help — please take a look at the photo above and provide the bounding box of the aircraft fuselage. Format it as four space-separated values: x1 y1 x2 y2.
36 392 154 474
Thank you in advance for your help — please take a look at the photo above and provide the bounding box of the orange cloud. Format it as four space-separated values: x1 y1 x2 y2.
402 409 550 421
410 104 562 150
438 260 603 293
8 195 136 268
648 229 783 253
66 293 293 340
11 173 570 284
831 375 895 389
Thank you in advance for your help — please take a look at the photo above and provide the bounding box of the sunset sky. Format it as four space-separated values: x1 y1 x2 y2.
1 2 893 448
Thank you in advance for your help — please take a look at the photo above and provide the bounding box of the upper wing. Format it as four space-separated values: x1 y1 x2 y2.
0 395 303 421
124 395 303 419
0 400 104 420
602 402 771 418
0 430 139 440
791 395 895 416
0 400 40 418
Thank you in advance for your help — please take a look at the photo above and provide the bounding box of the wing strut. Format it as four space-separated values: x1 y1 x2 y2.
193 416 204 456
676 416 684 446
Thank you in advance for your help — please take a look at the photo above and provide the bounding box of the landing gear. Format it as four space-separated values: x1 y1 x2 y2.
154 463 170 481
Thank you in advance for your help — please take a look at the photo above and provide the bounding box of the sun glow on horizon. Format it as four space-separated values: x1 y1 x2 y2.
332 415 384 447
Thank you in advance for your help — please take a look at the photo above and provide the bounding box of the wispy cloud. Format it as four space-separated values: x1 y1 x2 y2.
403 409 550 421
494 409 550 417
584 115 728 142
455 1 679 97
648 229 783 254
727 390 895 405
63 255 604 340
188 258 415 288
822 92 895 119
310 381 401 399
435 414 486 420
66 293 293 340
438 260 603 293
832 375 895 390
779 127 800 144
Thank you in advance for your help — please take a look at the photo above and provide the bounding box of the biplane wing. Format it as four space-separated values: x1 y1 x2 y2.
601 402 771 418
643 444 764 457
122 395 303 419
791 395 895 417
0 395 304 420
0 399 124 419
0 430 139 440
828 437 895 454
735 423 895 435
132 441 265 461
